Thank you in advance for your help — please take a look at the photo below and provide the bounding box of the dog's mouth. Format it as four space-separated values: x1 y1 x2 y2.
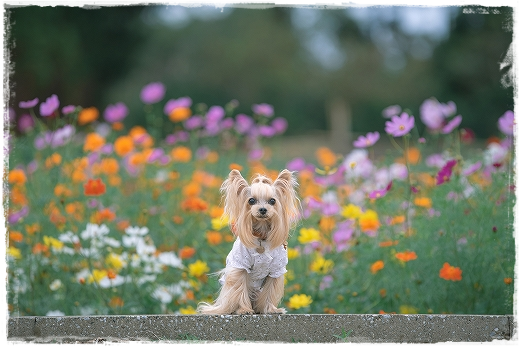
255 214 269 219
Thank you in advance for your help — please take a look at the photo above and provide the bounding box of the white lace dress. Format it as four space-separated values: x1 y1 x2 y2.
219 237 288 290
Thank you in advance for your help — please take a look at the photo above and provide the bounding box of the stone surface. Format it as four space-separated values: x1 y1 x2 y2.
7 314 517 343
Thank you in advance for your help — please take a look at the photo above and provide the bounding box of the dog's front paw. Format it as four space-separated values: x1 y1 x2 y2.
235 307 254 315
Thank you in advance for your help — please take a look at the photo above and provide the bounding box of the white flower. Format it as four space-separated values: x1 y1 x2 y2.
46 310 65 316
102 236 121 248
152 286 173 304
389 163 408 181
125 226 149 236
76 268 90 283
49 279 62 291
80 223 110 240
155 170 169 183
484 142 508 166
157 252 183 268
137 274 157 285
99 275 126 288
59 231 79 244
135 238 156 256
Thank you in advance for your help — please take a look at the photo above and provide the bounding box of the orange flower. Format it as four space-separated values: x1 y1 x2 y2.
379 289 387 298
84 178 106 196
128 152 146 166
25 223 41 235
45 153 62 169
32 243 49 255
109 297 124 308
92 208 116 224
206 231 223 245
169 107 192 122
179 246 196 259
78 107 99 126
171 146 192 162
389 215 405 225
405 147 421 165
323 308 337 314
54 184 72 197
229 163 243 171
108 175 121 186
100 158 119 175
206 151 219 163
10 186 27 205
379 240 399 247
315 147 337 168
319 216 336 233
112 122 124 131
116 220 131 231
83 133 106 152
107 269 117 280
395 251 417 262
114 136 134 157
172 216 184 224
504 277 512 285
181 197 208 212
359 218 380 232
183 182 201 197
9 231 24 243
439 262 462 281
370 260 384 274
8 169 26 185
414 197 432 209
209 206 224 219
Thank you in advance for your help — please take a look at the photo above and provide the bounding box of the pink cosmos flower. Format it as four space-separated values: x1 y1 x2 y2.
271 117 288 134
19 98 39 109
420 98 445 131
235 114 254 134
140 82 165 104
353 131 380 148
382 104 401 118
104 102 128 123
498 110 514 136
368 181 392 199
40 94 60 117
436 159 457 185
17 114 34 133
441 115 462 134
184 115 204 130
385 112 415 137
62 105 76 115
462 161 482 176
252 103 274 117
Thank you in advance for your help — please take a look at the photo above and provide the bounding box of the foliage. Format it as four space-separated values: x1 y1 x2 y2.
5 86 515 316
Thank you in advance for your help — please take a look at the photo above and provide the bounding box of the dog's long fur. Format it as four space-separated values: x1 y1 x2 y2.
197 169 300 315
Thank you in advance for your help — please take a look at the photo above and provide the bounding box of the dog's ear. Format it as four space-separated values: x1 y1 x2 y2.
273 169 301 224
225 169 248 197
220 170 250 232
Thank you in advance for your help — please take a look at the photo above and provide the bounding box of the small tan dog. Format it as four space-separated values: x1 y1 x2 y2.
197 169 300 315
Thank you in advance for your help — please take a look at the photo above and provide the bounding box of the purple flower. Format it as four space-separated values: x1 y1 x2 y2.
271 117 288 134
17 114 34 133
165 134 177 145
333 220 354 252
8 205 29 224
441 101 457 117
258 125 276 138
498 110 514 136
382 104 401 118
62 105 76 115
147 148 165 163
248 148 264 161
140 82 165 104
462 161 482 176
420 98 444 131
319 275 334 290
104 102 128 123
174 130 189 142
368 181 392 199
235 114 254 134
220 118 234 130
385 112 414 137
353 131 380 148
441 115 462 134
287 157 306 171
184 115 204 130
163 97 192 115
19 97 39 109
436 159 457 185
206 106 225 123
40 94 60 117
252 103 274 117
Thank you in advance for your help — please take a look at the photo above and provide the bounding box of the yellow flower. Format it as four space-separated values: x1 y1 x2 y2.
414 197 432 209
310 254 334 274
297 228 321 244
106 253 125 271
359 209 380 232
88 269 108 284
285 270 295 285
211 215 229 231
399 305 418 314
188 260 209 278
288 294 313 310
7 247 21 259
43 236 64 251
287 248 300 260
341 204 362 220
179 306 197 315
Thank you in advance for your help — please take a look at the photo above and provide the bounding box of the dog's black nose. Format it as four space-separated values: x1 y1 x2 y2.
259 207 267 215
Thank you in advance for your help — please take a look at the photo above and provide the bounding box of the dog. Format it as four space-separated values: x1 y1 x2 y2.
197 169 300 315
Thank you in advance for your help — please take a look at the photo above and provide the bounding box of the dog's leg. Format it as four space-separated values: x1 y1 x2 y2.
253 276 286 314
198 268 254 315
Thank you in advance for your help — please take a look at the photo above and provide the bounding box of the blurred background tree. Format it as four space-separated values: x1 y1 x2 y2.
5 4 514 149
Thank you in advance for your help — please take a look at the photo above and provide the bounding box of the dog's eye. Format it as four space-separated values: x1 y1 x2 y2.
268 198 276 205
248 198 257 205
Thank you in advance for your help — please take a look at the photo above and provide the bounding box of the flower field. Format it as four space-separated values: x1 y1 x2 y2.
5 82 515 316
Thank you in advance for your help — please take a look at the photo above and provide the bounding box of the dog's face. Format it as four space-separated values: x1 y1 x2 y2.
221 169 301 249
248 175 278 222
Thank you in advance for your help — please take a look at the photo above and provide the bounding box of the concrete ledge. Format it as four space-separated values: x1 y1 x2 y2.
7 314 516 343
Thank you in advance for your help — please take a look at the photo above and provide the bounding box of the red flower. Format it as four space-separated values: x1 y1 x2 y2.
439 262 462 281
84 178 106 196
